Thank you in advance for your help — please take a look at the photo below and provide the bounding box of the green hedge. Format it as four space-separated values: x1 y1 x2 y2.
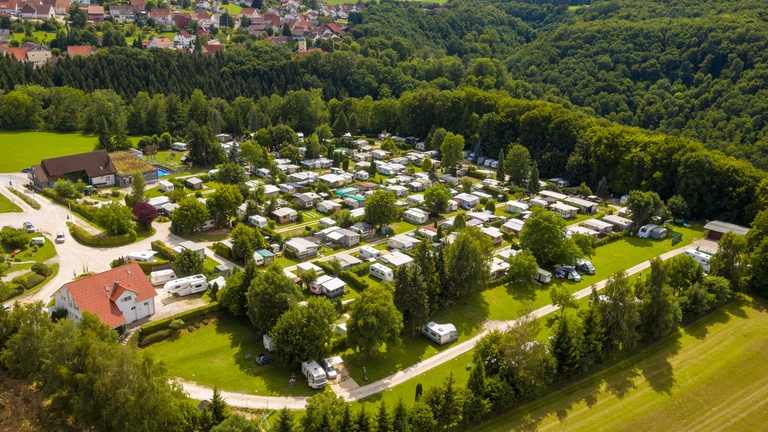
212 242 231 259
595 231 629 246
136 259 170 274
340 270 369 291
139 302 221 341
316 260 334 274
138 329 174 347
42 189 96 221
24 273 46 289
151 240 177 261
67 222 137 247
348 262 372 277
9 188 41 209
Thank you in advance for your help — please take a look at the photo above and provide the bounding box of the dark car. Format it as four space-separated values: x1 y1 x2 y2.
21 168 32 173
255 353 272 365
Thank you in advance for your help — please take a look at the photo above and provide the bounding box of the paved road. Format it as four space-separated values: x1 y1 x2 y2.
176 238 715 408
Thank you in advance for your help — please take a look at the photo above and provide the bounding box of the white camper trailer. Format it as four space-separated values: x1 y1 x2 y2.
158 180 174 192
684 249 712 272
301 360 327 389
163 274 207 296
369 263 394 281
263 334 276 352
534 268 552 284
125 251 157 263
248 215 268 228
421 322 458 345
150 269 177 285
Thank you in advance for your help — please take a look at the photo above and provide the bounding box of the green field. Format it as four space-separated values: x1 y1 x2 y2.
0 194 22 213
0 132 141 172
143 315 316 396
472 295 768 431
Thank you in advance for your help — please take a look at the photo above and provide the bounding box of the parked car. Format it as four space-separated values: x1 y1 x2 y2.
255 353 272 366
555 265 582 282
574 258 595 275
321 358 338 380
20 167 32 173
23 222 35 233
55 232 65 244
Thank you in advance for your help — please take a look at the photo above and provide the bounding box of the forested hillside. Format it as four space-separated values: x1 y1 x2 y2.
2 0 768 167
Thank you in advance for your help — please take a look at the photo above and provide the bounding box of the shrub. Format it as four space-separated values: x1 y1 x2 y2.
138 329 174 347
194 321 201 329
202 319 210 325
213 242 232 259
31 262 52 277
67 222 137 247
139 302 221 340
24 273 46 289
340 270 369 291
187 326 195 332
348 262 372 277
136 259 170 274
169 319 185 332
595 231 629 246
151 240 177 261
8 188 40 209
110 190 121 198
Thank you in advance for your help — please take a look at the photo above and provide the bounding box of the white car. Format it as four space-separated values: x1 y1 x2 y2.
55 231 65 243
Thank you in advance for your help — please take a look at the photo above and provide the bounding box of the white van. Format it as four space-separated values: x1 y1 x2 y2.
301 360 327 389
29 237 45 246
150 269 177 285
370 263 394 281
248 215 268 228
164 274 207 296
684 249 712 272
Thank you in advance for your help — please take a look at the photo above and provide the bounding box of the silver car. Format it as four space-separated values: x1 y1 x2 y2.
321 358 338 380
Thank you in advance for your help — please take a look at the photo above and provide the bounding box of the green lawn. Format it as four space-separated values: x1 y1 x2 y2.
144 315 316 396
11 30 56 44
4 235 57 264
0 194 22 213
0 132 141 172
471 296 768 431
222 3 242 14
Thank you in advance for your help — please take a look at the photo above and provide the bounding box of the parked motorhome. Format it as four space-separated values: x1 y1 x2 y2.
421 322 458 345
638 224 658 238
158 180 174 192
359 245 381 260
370 263 394 281
125 251 157 263
171 142 187 151
150 269 177 285
301 360 327 389
163 274 207 296
685 249 712 271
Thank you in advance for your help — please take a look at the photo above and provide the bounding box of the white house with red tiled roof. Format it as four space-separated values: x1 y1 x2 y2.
53 263 158 330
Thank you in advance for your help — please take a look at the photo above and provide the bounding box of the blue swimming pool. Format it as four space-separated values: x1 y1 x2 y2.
157 169 171 177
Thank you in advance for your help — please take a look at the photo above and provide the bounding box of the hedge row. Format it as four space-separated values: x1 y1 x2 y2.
139 302 221 340
8 188 41 209
315 260 335 274
340 270 369 291
24 273 46 289
151 240 177 261
42 189 97 221
136 259 171 274
212 242 231 259
595 231 629 246
67 222 137 247
348 261 372 277
138 329 173 347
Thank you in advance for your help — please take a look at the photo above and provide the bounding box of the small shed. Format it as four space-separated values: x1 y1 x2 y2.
703 220 750 240
185 177 203 190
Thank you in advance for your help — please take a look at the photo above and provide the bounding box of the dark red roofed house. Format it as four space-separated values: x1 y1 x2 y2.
53 263 158 331
325 23 343 35
30 149 116 189
66 45 94 57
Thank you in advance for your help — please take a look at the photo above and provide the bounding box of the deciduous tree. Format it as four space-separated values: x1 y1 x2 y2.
246 265 302 334
271 297 335 366
348 283 403 357
364 190 399 228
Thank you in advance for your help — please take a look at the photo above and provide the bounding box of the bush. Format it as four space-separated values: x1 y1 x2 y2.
24 273 46 289
187 326 195 332
315 260 334 274
135 259 170 274
595 231 629 246
138 329 174 347
151 240 177 261
169 319 185 332
340 270 369 291
8 188 40 209
348 262 372 277
213 242 232 259
194 321 201 328
202 319 210 325
31 262 52 277
139 302 222 341
67 222 137 247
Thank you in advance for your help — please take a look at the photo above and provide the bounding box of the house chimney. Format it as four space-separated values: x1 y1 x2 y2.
114 281 120 290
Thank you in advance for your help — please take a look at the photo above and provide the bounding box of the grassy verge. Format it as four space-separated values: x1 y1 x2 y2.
471 295 768 431
0 194 22 213
143 314 316 396
7 188 41 210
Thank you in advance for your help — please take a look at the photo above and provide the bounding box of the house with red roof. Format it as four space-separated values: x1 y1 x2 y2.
66 45 94 57
148 7 170 25
53 263 158 331
325 23 343 35
148 36 174 49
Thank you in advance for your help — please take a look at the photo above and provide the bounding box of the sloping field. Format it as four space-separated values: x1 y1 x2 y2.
473 296 768 432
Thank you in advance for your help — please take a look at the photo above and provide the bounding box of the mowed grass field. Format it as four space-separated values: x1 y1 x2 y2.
0 132 141 172
143 314 316 397
471 296 768 432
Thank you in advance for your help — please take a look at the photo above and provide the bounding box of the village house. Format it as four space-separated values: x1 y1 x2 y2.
272 207 298 224
66 45 94 57
30 150 116 189
148 36 174 49
174 29 196 49
284 237 319 259
326 228 360 248
53 263 158 332
109 151 159 186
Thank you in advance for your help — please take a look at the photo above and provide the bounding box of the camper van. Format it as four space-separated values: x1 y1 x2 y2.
171 142 187 151
358 245 381 260
29 237 45 246
150 269 177 285
638 224 659 238
421 322 458 345
248 215 268 228
125 251 157 263
158 180 174 192
369 263 394 281
301 360 327 389
684 249 712 272
534 268 552 284
163 274 208 297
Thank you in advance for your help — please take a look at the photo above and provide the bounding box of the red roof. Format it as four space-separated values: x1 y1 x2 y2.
325 23 343 34
66 45 93 57
62 263 157 328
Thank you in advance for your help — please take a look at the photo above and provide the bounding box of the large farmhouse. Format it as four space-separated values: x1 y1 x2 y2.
30 150 158 189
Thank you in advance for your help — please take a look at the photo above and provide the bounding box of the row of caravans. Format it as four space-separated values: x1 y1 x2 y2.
163 274 208 296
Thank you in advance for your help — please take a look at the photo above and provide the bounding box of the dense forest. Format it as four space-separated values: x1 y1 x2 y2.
2 0 768 168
